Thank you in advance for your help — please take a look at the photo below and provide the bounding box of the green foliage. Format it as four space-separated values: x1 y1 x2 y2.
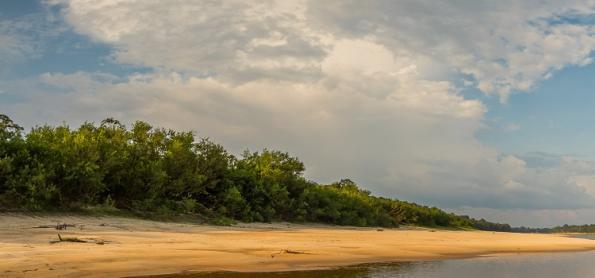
0 114 508 230
0 114 23 141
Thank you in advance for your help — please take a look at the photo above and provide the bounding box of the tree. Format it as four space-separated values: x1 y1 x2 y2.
0 114 23 141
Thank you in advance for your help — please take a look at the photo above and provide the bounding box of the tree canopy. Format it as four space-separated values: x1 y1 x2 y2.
0 114 513 230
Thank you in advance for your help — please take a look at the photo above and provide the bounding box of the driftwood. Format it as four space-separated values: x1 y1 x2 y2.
49 234 107 245
53 233 86 243
21 268 38 273
32 223 76 230
270 249 311 258
31 225 54 229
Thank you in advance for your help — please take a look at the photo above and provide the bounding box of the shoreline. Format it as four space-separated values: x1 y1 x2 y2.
2 214 595 277
134 250 595 277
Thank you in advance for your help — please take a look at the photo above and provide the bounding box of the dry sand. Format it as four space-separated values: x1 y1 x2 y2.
1 214 595 277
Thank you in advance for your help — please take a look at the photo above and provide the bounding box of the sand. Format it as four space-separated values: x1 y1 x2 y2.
1 214 595 277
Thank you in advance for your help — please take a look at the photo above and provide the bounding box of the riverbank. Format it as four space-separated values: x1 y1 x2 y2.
1 214 595 277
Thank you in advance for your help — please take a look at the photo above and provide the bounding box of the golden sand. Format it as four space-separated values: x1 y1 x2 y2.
1 214 594 277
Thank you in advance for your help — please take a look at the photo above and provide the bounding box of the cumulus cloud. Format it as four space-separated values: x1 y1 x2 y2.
48 0 328 83
3 0 594 225
49 0 595 100
308 0 595 101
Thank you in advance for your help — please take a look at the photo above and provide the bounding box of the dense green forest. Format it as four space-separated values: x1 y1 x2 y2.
0 114 514 230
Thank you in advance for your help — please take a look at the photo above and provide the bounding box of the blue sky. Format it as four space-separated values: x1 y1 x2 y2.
0 0 146 80
3 0 595 227
479 63 595 159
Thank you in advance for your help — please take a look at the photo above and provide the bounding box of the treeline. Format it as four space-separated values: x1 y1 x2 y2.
1 114 506 229
506 224 595 234
547 224 595 233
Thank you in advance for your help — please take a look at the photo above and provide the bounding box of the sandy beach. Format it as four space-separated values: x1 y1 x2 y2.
1 214 595 278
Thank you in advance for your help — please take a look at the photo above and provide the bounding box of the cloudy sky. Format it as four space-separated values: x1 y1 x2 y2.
3 0 595 227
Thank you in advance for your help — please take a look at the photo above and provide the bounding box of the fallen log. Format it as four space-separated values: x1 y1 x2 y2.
270 249 311 258
32 223 77 230
49 234 107 245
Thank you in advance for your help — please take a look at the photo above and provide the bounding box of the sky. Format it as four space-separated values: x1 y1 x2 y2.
2 0 595 227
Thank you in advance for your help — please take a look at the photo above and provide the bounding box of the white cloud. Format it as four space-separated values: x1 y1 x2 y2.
48 0 328 83
308 0 595 101
49 1 595 100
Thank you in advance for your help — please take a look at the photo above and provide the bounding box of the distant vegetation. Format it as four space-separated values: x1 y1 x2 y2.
0 114 522 230
547 224 595 233
508 224 595 234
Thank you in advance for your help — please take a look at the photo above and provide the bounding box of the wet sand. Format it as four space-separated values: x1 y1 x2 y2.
1 214 595 278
